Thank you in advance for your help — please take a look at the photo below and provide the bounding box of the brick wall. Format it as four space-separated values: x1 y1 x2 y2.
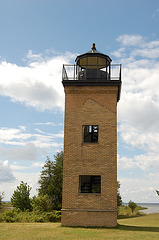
62 210 117 227
62 85 118 227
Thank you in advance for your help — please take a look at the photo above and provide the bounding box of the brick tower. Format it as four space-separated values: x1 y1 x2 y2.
61 44 121 227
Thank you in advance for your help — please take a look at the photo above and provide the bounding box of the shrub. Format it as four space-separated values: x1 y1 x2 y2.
31 194 51 213
1 209 21 222
0 209 61 223
45 211 61 222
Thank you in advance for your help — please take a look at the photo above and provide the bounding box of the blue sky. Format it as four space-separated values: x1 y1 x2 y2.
0 0 159 203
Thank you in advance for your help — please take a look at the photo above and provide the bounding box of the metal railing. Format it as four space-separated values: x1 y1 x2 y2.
62 64 121 82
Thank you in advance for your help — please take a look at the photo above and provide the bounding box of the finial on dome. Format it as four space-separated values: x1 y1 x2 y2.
91 43 96 52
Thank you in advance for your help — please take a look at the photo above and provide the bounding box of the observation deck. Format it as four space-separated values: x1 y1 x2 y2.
62 43 122 101
62 64 122 101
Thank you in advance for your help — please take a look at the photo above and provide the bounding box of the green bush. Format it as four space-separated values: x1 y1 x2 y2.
45 211 61 222
34 215 45 223
0 209 61 223
2 209 21 222
31 194 51 213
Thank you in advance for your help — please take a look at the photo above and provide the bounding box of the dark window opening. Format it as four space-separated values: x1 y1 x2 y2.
79 175 101 193
83 125 98 143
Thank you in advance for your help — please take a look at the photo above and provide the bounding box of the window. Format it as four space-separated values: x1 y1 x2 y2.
79 175 101 193
83 125 98 143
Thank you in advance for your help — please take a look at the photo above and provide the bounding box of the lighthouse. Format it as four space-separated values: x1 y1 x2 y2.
61 44 121 227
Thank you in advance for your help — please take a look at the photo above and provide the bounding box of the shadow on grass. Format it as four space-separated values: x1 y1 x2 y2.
61 223 159 233
118 224 159 232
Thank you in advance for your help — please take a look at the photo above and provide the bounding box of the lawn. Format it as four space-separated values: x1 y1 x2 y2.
0 214 159 240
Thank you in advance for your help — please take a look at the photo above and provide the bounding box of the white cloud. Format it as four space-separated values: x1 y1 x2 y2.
111 47 126 58
118 155 137 170
10 161 45 170
119 94 159 134
118 153 159 172
34 122 57 126
119 175 159 203
0 51 76 111
0 143 38 161
117 34 145 47
113 35 159 65
0 159 44 200
0 160 15 183
10 164 30 170
0 124 63 161
0 127 31 144
131 47 159 59
0 172 40 201
32 162 45 168
114 34 159 201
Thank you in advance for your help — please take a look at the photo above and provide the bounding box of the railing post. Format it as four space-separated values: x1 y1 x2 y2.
119 64 121 81
109 64 111 81
62 64 64 80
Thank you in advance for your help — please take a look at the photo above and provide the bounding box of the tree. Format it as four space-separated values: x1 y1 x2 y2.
0 192 4 209
38 151 122 210
117 181 122 206
31 194 52 212
128 200 137 214
38 151 63 210
11 181 32 211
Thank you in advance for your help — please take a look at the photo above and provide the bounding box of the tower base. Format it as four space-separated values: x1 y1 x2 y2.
61 209 117 227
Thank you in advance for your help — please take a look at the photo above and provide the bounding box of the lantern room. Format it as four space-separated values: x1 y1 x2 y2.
62 43 122 101
75 43 112 81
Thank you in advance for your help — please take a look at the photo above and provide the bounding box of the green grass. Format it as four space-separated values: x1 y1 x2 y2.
118 205 147 218
0 214 159 240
